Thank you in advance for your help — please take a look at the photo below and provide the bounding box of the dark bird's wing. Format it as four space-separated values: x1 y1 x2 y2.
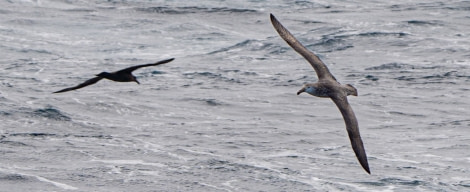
270 14 336 81
53 76 103 93
330 94 370 174
116 58 175 74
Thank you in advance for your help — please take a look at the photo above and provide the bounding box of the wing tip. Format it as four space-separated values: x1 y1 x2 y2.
53 90 66 94
269 13 279 25
363 165 371 174
356 147 371 175
358 155 371 174
155 58 175 65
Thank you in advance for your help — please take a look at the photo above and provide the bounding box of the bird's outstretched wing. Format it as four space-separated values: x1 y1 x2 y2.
270 14 336 81
330 95 370 174
117 58 175 74
53 76 103 93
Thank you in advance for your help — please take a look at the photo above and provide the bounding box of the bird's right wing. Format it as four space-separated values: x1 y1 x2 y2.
270 14 336 81
53 76 103 93
118 58 175 74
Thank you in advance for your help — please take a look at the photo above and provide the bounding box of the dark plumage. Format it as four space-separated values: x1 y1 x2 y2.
270 14 370 174
53 58 174 93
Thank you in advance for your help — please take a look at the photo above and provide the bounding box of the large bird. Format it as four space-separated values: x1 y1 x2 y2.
270 14 370 174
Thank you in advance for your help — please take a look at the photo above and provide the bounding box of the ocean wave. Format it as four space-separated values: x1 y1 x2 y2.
390 1 470 12
19 48 54 55
378 177 425 186
207 37 347 58
208 39 279 55
204 99 223 106
136 6 258 15
358 32 408 37
0 8 12 14
197 158 274 173
362 64 469 85
364 75 379 81
405 20 443 26
0 110 12 116
389 2 440 12
421 71 470 82
64 8 96 13
28 107 71 121
306 37 353 52
365 63 415 70
0 173 29 181
0 140 28 147
431 119 470 127
394 70 469 84
389 111 426 117
183 71 243 84
3 132 112 140
337 32 408 39
182 98 227 106
7 19 36 25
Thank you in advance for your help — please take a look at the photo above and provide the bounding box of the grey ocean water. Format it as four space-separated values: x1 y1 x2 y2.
1 0 469 191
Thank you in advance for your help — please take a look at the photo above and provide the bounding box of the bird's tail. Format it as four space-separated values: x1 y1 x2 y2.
345 84 358 96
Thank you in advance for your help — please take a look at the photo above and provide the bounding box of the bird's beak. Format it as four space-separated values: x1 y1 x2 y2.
297 88 305 95
135 80 140 84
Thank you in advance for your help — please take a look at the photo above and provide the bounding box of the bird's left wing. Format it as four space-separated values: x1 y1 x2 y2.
330 94 370 174
53 76 103 93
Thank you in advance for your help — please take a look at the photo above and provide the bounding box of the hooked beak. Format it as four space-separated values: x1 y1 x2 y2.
297 88 305 95
135 79 140 84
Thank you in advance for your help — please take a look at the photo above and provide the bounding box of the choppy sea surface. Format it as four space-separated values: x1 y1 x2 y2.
1 0 469 191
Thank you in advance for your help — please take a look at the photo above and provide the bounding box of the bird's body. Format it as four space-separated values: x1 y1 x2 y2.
270 14 370 174
96 72 139 83
298 81 358 98
53 58 174 93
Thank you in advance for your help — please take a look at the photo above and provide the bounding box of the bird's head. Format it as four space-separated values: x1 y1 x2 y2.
297 87 306 95
297 83 328 97
297 85 315 95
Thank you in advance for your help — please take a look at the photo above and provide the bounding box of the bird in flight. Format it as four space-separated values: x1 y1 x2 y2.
270 14 370 174
53 58 174 93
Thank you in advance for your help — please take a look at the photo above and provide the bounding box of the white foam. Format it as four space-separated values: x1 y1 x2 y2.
221 179 239 191
91 159 166 168
0 168 78 190
198 182 233 192
34 175 78 190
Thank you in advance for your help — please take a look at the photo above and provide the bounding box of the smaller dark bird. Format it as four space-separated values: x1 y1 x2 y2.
53 58 174 93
